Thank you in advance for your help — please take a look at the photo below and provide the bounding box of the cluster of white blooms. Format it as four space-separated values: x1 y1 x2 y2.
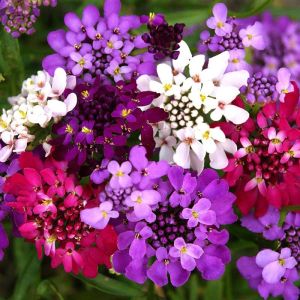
138 41 250 173
0 68 77 162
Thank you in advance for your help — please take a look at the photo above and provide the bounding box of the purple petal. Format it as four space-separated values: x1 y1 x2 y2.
112 250 131 273
82 5 100 27
256 249 279 268
181 253 196 271
147 260 168 286
104 0 121 17
64 12 82 32
167 166 184 190
168 261 190 287
197 254 225 280
129 238 147 259
129 146 148 170
262 261 286 284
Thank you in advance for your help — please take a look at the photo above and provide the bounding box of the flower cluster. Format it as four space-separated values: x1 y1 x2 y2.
4 152 117 277
138 41 249 172
50 78 166 173
198 3 265 72
42 0 154 83
81 146 236 286
251 13 300 85
0 68 77 163
0 0 57 38
223 83 300 216
237 209 300 300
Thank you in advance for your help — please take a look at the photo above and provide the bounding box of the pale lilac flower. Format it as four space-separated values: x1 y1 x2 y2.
169 237 203 271
107 60 131 82
104 34 123 54
206 3 232 37
256 248 297 284
80 201 119 229
276 68 294 102
125 190 161 221
227 49 251 72
108 161 132 189
182 198 216 227
239 22 265 50
70 52 93 75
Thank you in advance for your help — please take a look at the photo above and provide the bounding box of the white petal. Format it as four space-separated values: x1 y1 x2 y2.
208 51 229 80
223 105 249 124
149 80 164 94
189 55 205 77
64 93 77 112
66 75 76 90
173 41 192 72
202 138 216 153
137 74 152 91
173 142 191 169
220 70 249 88
157 63 173 85
190 151 204 174
222 138 237 154
209 144 228 169
51 67 67 96
14 138 28 153
159 145 174 162
215 86 240 103
46 100 67 117
211 127 226 142
210 107 223 121
191 140 206 160
0 145 13 162
1 131 13 145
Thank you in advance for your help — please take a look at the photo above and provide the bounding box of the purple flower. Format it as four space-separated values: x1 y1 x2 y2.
206 3 232 36
276 68 294 102
256 248 297 284
0 224 9 261
147 247 190 287
108 161 132 189
70 52 93 75
125 190 161 221
107 60 131 82
169 237 203 271
104 35 123 54
239 22 265 50
80 201 119 229
241 206 284 240
182 198 216 227
227 49 251 72
90 159 110 184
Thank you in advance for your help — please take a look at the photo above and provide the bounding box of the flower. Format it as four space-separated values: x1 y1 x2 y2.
80 201 119 229
83 147 236 287
276 68 294 102
206 3 232 36
43 0 152 82
4 152 117 277
239 22 265 50
137 40 249 173
108 161 132 189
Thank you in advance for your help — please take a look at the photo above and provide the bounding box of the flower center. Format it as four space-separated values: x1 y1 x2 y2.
116 170 124 177
163 83 172 91
247 34 253 40
278 258 285 266
114 67 120 75
135 196 143 204
65 124 73 134
78 58 85 67
272 138 281 145
202 130 210 140
107 41 114 48
217 21 224 28
121 109 131 118
81 90 89 99
192 211 199 219
180 246 187 254
184 137 194 145
82 126 92 134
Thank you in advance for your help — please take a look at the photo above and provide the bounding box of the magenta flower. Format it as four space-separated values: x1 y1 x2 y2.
267 127 286 154
70 52 93 75
169 237 203 271
182 198 216 227
206 3 232 36
108 161 132 189
80 201 119 229
239 22 265 50
256 248 297 284
125 190 161 221
281 142 300 163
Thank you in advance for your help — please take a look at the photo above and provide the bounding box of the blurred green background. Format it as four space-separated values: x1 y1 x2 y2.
0 0 300 299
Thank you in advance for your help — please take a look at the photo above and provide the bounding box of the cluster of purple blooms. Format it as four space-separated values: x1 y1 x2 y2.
42 1 156 83
81 146 237 286
251 13 300 85
238 209 300 300
51 77 167 174
0 0 57 38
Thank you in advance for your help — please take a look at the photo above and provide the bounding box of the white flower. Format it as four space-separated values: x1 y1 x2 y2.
197 123 226 153
154 123 176 162
189 81 217 113
0 131 28 162
173 127 205 173
209 138 237 169
149 63 181 99
0 110 12 132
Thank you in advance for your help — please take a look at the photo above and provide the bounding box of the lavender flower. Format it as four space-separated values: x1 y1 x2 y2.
43 0 153 82
81 146 236 287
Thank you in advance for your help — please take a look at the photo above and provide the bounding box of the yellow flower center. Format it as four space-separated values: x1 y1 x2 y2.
114 67 120 75
102 211 108 218
107 41 114 48
78 58 85 67
192 211 199 219
247 34 253 40
272 138 281 145
256 177 263 184
0 118 8 129
149 12 155 22
281 89 289 94
116 170 124 177
65 124 73 133
288 150 295 157
246 145 254 153
121 109 131 118
19 110 27 119
217 21 223 28
95 33 102 40
81 90 89 99
180 246 187 254
200 94 206 102
232 58 239 64
278 258 285 266
163 83 172 91
82 126 92 134
136 196 143 204
46 235 56 244
42 199 53 206
202 130 210 140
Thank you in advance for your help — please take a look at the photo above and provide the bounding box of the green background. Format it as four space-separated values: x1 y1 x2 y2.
0 0 300 299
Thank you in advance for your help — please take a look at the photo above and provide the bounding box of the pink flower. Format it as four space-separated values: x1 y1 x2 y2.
276 68 294 102
239 22 265 50
51 242 83 273
267 127 286 154
280 142 300 163
244 172 267 196
235 137 255 158
33 192 57 216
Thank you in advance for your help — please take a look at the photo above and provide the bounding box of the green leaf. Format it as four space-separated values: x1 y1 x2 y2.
204 280 223 300
188 274 199 300
37 280 64 300
11 240 41 300
229 0 272 18
165 9 210 26
74 274 145 298
0 28 24 105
